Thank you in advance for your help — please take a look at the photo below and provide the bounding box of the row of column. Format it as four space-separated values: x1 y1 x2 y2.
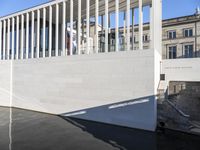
0 0 148 60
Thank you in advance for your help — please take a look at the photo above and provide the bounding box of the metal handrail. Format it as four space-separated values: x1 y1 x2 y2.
166 99 190 118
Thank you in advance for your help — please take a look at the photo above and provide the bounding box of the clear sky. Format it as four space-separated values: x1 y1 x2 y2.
0 0 199 24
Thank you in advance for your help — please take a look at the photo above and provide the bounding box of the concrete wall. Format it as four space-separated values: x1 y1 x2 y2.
162 58 200 82
0 61 11 107
0 50 157 131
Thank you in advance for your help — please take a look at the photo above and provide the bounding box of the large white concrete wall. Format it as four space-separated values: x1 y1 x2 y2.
162 58 200 82
0 50 158 131
0 61 11 107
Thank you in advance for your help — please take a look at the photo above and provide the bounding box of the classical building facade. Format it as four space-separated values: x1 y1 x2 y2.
108 10 200 59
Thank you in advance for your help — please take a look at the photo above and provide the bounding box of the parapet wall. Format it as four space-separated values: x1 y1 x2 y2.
162 58 200 82
0 61 11 107
0 50 157 131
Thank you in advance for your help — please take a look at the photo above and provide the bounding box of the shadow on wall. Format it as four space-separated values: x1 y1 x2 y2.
61 95 156 131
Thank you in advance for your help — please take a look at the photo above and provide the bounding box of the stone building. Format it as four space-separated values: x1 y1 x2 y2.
107 9 200 59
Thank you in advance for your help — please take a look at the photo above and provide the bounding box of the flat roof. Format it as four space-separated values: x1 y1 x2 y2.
0 0 152 21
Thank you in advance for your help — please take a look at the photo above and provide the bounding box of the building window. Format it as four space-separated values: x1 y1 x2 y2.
143 35 148 42
168 46 177 59
168 30 176 39
184 28 193 37
134 36 136 43
184 44 193 58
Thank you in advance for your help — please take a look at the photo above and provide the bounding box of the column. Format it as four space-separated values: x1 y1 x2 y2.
150 5 153 49
77 0 81 55
43 7 46 58
151 0 162 53
62 1 66 56
26 13 29 59
100 15 103 52
3 20 6 60
132 8 135 50
55 3 59 56
95 0 99 53
7 19 10 59
49 5 52 57
126 0 130 51
31 11 34 58
0 21 2 59
16 16 19 59
21 14 24 59
37 9 40 58
86 0 90 54
115 0 119 52
11 17 15 60
139 0 143 50
105 0 108 53
123 11 126 50
70 0 73 55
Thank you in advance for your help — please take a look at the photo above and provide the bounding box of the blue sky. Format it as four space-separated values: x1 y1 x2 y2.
0 0 199 26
